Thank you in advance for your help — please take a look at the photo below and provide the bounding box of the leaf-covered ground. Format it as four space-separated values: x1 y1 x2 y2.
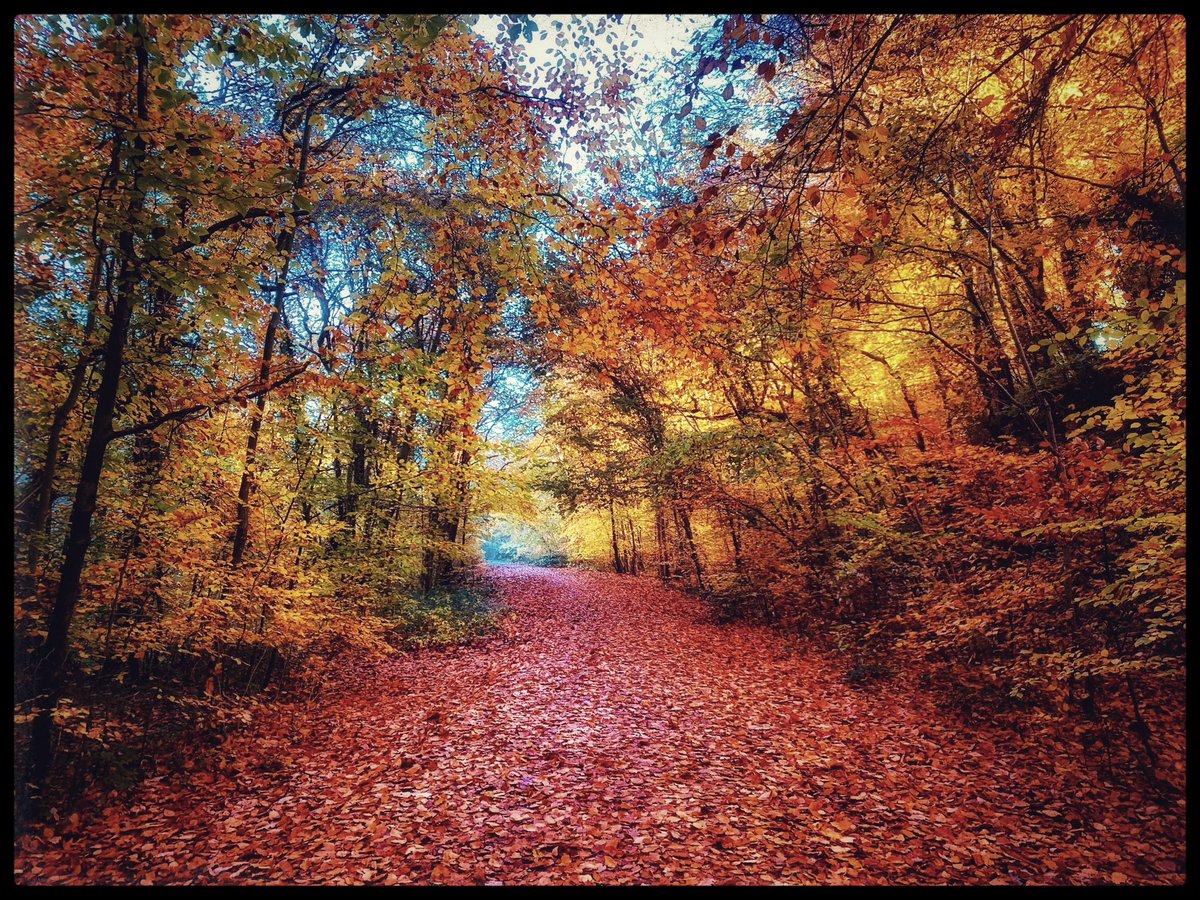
15 565 1185 885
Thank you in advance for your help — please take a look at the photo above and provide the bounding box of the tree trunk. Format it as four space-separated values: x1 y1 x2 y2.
609 498 625 574
626 514 640 576
655 503 671 580
24 15 150 818
231 106 315 567
675 502 706 591
726 508 744 573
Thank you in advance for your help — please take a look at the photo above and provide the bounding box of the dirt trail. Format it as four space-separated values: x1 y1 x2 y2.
15 565 1184 885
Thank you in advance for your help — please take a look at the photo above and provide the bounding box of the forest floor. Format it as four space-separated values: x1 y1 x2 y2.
15 565 1185 886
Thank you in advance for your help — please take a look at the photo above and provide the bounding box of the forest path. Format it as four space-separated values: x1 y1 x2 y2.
16 565 1183 885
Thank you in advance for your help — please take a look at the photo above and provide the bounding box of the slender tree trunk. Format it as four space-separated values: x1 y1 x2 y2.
626 514 640 576
675 502 706 591
726 508 744 573
421 506 442 595
231 107 315 567
332 454 347 534
439 447 471 582
609 498 625 574
655 503 670 580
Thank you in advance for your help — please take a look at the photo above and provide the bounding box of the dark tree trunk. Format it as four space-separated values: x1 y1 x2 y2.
726 508 744 573
626 515 640 576
655 504 671 580
23 15 150 820
675 502 705 591
610 499 625 574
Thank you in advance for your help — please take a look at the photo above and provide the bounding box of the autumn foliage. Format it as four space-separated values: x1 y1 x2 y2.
13 12 1185 885
537 13 1185 786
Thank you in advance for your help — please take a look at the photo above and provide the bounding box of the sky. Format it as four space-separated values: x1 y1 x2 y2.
474 14 711 99
473 15 714 176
